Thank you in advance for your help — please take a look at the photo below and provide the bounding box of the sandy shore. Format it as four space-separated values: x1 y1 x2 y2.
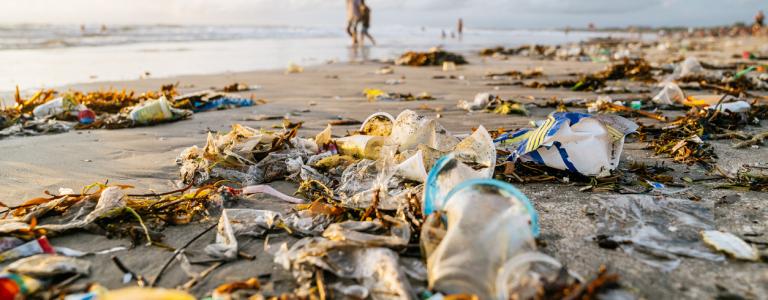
1 42 767 298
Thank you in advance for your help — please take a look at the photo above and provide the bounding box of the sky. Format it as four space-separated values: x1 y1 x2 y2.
0 0 765 29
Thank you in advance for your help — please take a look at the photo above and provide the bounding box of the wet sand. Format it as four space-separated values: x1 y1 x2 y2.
1 38 767 298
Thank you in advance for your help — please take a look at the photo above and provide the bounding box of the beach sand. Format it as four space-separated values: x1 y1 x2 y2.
1 40 766 298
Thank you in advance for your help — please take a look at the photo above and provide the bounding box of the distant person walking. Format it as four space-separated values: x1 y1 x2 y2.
358 0 376 45
753 10 764 35
346 0 362 45
457 18 463 36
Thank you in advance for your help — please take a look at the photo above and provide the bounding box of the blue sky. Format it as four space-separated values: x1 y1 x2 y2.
1 0 765 29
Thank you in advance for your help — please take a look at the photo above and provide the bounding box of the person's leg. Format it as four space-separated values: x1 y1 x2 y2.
364 30 376 45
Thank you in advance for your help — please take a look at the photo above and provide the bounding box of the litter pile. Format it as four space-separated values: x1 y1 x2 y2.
0 110 639 299
1 85 255 138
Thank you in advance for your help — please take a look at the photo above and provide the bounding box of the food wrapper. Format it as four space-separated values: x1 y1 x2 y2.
495 112 638 177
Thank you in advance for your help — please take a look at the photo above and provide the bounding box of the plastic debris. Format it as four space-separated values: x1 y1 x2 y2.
128 95 191 124
591 195 724 271
0 236 55 263
496 112 638 177
652 82 685 105
396 48 467 66
5 254 91 277
101 287 195 300
286 62 304 74
425 179 542 299
0 273 43 299
701 230 759 261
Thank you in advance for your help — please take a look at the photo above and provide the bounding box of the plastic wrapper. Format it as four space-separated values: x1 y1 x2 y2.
457 92 493 111
39 187 126 232
495 112 638 177
322 216 410 249
674 56 704 78
591 195 724 271
651 82 685 105
5 254 91 277
426 179 541 299
205 209 281 260
274 237 416 299
0 236 55 263
242 184 306 204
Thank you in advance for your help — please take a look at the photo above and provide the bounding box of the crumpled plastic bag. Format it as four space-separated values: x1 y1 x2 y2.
651 82 685 105
205 209 281 260
674 56 704 78
591 194 724 271
39 187 126 232
495 112 638 177
322 216 410 249
274 236 416 299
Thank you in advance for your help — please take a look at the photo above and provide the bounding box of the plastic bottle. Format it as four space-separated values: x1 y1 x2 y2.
425 178 540 299
335 135 386 160
128 96 173 124
32 96 79 118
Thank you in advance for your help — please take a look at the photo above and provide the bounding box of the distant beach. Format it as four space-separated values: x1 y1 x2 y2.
1 24 651 101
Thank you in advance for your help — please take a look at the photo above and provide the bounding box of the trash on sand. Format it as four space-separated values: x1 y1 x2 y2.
425 179 550 299
396 48 468 66
128 96 191 125
0 273 43 298
376 66 394 75
5 254 91 277
708 100 751 113
242 184 306 204
652 82 685 105
212 277 261 300
173 90 254 112
205 209 281 260
31 96 80 118
359 112 394 136
335 135 386 159
701 230 759 261
442 61 457 72
0 236 55 263
274 236 417 299
286 63 304 74
457 93 529 115
591 195 724 271
495 112 638 177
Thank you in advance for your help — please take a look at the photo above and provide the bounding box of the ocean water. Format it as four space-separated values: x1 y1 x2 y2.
0 24 648 97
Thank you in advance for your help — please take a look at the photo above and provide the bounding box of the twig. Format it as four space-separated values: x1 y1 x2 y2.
733 131 768 148
180 261 224 291
112 255 146 287
149 222 217 287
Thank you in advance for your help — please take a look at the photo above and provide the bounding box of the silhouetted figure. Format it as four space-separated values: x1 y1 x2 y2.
457 18 463 35
346 0 362 45
358 0 375 45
